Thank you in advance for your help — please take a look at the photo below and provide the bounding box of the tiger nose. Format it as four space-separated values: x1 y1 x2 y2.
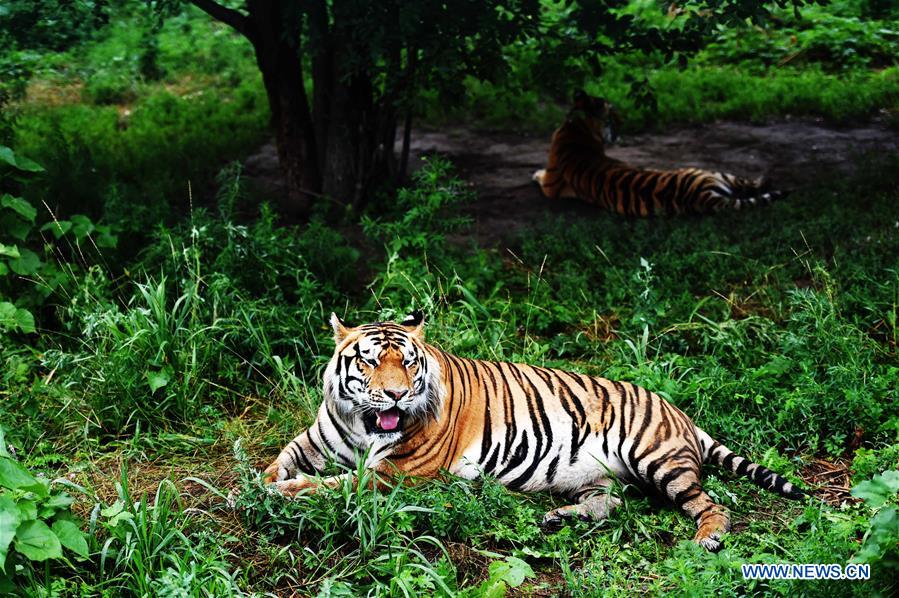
384 389 408 402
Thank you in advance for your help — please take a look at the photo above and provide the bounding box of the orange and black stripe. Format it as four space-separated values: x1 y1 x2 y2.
535 91 785 216
264 316 804 550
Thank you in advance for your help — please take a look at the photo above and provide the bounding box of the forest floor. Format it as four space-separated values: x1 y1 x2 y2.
246 118 899 245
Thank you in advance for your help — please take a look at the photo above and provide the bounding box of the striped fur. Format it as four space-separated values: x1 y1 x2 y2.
263 313 804 551
533 90 786 216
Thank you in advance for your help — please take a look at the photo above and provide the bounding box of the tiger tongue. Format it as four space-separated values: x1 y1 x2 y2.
376 409 400 431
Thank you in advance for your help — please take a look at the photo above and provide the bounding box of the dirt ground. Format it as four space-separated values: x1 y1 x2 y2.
244 118 899 245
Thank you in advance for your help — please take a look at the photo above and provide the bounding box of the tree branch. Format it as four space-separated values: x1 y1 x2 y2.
189 0 253 41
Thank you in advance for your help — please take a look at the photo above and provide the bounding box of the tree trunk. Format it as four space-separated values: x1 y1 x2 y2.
246 1 320 216
312 47 398 211
191 0 401 215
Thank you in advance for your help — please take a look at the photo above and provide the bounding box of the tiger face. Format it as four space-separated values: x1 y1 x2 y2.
324 312 439 438
571 89 618 145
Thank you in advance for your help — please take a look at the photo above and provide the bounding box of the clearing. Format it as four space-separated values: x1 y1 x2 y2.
245 118 899 245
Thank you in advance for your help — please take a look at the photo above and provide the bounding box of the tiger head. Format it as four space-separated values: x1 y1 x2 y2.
323 311 441 438
571 89 619 145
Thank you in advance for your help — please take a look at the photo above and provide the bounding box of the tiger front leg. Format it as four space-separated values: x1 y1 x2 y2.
272 464 399 498
261 430 327 484
273 473 354 497
542 478 620 527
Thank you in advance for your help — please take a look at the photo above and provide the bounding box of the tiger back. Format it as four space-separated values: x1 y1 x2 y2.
263 313 804 551
533 90 786 216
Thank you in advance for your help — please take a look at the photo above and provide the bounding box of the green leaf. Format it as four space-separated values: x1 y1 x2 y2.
13 308 35 334
0 244 20 259
96 232 118 249
70 215 94 240
488 556 534 588
0 456 40 492
0 146 44 173
0 496 22 570
99 501 123 519
0 213 30 241
0 303 15 331
0 195 37 223
45 493 75 510
147 369 171 393
8 248 41 276
51 520 88 559
0 303 35 334
40 220 72 239
13 520 62 561
17 500 37 521
101 501 133 528
852 470 899 508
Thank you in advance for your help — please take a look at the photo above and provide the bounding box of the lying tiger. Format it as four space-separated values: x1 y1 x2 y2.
262 312 804 550
533 90 785 216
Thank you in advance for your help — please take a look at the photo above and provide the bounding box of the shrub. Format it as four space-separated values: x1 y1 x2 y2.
850 470 899 572
0 428 88 591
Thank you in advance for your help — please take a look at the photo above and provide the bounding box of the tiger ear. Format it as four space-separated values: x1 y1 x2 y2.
401 310 425 338
330 312 351 344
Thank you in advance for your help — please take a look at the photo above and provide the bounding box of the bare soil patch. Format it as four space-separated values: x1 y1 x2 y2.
244 119 899 246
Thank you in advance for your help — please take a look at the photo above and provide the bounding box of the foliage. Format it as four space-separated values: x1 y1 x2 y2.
15 86 267 232
704 10 899 71
363 156 472 257
422 1 899 131
1 1 898 594
230 441 456 595
0 146 117 338
0 0 110 52
0 428 88 591
96 473 240 596
850 470 899 571
46 170 355 435
463 555 535 597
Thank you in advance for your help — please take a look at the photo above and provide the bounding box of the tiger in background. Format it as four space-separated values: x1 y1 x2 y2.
262 312 805 550
532 90 786 216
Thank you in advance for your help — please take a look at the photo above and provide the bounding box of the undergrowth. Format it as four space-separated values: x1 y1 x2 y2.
1 153 897 595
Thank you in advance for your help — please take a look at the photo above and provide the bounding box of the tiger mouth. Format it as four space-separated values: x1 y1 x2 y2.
365 407 404 434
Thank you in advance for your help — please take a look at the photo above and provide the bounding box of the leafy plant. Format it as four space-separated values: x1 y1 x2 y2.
851 470 899 571
363 156 472 257
0 428 88 590
229 441 453 595
96 471 240 596
1 145 117 336
462 554 535 597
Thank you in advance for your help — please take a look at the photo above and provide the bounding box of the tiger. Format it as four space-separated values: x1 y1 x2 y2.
532 90 786 216
262 312 805 550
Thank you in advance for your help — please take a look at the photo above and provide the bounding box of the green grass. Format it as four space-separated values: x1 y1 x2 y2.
7 3 268 245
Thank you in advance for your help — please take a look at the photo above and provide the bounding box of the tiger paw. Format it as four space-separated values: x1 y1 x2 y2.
273 476 319 497
695 530 725 552
261 462 287 484
542 505 589 529
693 515 729 552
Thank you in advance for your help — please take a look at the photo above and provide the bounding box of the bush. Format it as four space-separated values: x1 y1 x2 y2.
850 470 899 572
0 428 88 592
